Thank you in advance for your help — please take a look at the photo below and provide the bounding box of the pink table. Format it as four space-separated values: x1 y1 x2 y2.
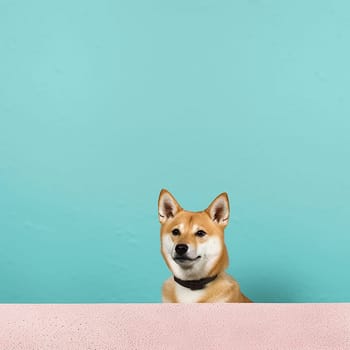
1 304 349 349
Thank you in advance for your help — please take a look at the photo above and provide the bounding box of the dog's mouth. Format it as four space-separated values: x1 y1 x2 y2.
173 256 201 264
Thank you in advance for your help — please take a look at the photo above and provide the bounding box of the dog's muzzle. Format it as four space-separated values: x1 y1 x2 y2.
173 244 201 265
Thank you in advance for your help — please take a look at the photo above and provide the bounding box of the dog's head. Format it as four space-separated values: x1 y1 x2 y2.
158 189 230 280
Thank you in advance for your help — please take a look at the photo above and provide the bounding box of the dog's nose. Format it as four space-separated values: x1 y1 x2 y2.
175 244 188 256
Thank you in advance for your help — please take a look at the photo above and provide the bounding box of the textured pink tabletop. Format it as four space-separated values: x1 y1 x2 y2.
0 303 349 349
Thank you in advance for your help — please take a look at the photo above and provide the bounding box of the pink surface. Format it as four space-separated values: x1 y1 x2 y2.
0 304 349 349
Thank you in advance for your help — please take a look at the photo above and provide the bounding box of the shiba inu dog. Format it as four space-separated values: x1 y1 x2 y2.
158 189 251 303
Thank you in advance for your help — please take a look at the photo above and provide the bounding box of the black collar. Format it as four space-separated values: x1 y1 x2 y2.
174 275 218 290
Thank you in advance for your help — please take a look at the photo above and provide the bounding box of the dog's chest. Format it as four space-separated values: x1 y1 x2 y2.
175 284 205 303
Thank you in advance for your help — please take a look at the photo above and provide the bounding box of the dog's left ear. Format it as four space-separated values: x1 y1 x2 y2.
205 192 230 226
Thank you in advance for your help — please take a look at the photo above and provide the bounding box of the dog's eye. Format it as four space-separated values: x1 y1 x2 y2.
172 228 180 236
195 230 207 237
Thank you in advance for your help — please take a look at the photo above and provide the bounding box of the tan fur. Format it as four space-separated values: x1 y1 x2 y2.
159 189 252 303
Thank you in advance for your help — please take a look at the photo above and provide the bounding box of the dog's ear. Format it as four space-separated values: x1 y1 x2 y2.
205 192 230 226
158 189 182 223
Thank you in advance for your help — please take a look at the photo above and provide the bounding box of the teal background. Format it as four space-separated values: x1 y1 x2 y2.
1 0 349 303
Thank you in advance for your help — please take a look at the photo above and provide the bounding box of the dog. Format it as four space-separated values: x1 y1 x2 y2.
158 189 251 303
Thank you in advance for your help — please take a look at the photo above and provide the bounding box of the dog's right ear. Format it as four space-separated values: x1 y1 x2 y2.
158 189 182 223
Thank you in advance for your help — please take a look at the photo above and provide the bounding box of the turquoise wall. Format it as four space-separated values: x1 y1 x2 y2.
1 0 349 303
